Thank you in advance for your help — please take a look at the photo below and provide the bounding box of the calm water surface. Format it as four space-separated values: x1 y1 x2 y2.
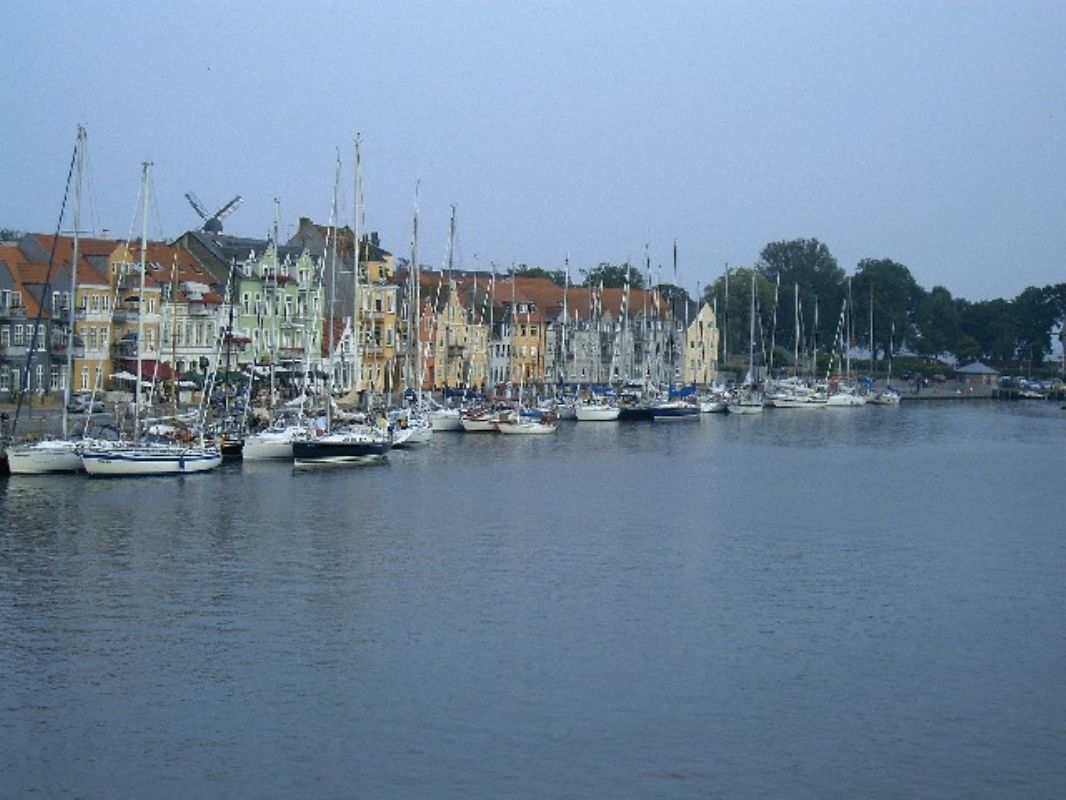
2 402 1065 798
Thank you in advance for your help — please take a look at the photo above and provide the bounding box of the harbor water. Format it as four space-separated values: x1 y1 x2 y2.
2 401 1064 798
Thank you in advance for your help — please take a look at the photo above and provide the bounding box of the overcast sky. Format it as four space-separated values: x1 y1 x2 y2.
3 0 1064 301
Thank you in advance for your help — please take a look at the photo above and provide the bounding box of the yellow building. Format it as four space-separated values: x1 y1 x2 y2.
106 242 164 393
432 279 488 390
72 247 115 394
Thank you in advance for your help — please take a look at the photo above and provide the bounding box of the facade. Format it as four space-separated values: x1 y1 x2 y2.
176 230 324 391
106 241 164 394
288 218 396 400
682 303 721 386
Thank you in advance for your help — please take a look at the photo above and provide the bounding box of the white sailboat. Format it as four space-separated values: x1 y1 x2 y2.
291 144 391 466
825 280 867 408
81 161 221 476
496 414 559 434
7 126 89 474
575 400 620 421
726 269 764 414
392 180 434 448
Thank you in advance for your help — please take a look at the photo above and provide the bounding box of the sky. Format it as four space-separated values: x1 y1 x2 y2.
2 0 1064 302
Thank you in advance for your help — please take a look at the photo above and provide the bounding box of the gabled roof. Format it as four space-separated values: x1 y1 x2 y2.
180 229 307 271
956 361 999 375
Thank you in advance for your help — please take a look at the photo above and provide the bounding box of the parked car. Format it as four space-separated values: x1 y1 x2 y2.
66 393 103 413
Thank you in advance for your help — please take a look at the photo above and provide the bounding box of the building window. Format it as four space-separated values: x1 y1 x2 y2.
13 324 23 346
50 364 61 391
81 366 90 391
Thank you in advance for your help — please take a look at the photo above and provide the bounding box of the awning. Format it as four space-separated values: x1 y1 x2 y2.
121 359 178 381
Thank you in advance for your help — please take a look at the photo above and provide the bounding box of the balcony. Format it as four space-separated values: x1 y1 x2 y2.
0 343 29 361
0 304 27 321
51 338 86 359
111 303 141 323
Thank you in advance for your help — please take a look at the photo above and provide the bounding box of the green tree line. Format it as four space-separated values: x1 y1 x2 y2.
516 242 1064 371
704 238 1064 371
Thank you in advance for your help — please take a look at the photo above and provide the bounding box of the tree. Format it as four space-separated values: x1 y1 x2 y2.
512 264 567 286
756 238 846 356
954 334 982 364
914 285 959 358
851 258 922 364
1011 285 1058 369
959 299 1016 365
705 267 776 366
580 262 644 289
655 284 691 306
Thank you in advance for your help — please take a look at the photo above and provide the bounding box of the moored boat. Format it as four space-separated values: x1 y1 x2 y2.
496 417 559 435
650 400 700 419
81 440 222 476
292 427 391 465
6 439 85 474
575 401 620 421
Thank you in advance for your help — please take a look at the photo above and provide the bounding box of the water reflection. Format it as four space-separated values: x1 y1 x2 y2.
2 401 1064 798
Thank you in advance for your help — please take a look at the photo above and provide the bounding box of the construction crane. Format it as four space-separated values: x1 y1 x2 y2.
185 191 243 234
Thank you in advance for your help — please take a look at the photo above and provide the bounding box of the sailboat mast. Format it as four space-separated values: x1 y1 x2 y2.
325 153 340 428
134 161 151 439
446 204 457 388
412 181 421 405
723 263 729 371
793 283 800 377
845 276 853 379
271 200 280 407
62 125 85 439
869 282 875 376
353 134 362 402
171 256 179 420
769 273 779 378
748 268 755 385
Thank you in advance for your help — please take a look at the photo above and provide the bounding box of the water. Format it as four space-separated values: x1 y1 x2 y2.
2 402 1064 798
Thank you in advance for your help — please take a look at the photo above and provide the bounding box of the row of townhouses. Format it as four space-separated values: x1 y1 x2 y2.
0 222 719 404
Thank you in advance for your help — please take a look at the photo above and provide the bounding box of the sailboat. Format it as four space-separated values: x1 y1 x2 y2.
869 314 901 405
7 126 90 474
292 143 390 466
80 162 222 476
726 269 764 414
391 180 434 448
825 278 867 408
574 396 621 421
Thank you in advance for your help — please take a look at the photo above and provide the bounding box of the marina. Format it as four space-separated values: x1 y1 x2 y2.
2 401 1064 798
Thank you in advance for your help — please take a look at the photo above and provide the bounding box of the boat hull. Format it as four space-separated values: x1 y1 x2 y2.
81 444 222 476
651 405 700 419
429 410 463 431
726 402 764 414
617 405 654 421
496 421 558 435
460 417 499 432
826 393 867 407
575 404 620 421
292 439 390 464
6 440 84 474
